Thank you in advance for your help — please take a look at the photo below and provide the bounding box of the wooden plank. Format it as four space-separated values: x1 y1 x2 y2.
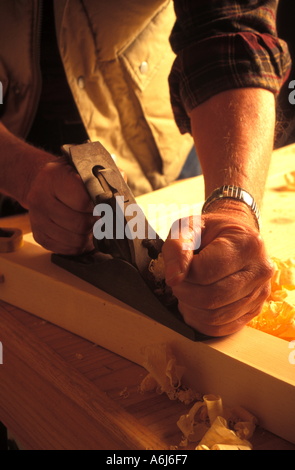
0 231 294 444
0 144 294 444
1 300 294 451
0 304 168 450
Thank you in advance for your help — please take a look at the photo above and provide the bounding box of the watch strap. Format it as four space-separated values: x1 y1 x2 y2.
202 185 260 230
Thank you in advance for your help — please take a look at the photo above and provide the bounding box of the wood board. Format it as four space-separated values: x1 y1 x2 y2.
0 145 295 444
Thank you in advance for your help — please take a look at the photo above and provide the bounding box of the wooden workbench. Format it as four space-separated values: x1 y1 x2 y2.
0 144 295 451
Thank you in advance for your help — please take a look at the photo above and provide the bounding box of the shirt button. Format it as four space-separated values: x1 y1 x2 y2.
139 61 149 75
77 76 85 89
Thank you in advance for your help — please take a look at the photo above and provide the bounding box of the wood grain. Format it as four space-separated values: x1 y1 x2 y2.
0 303 168 450
1 299 294 450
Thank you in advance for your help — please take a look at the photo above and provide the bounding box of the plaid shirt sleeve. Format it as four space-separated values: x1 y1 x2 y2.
169 0 291 134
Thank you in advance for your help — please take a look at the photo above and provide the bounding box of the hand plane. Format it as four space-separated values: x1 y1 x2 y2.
51 141 208 341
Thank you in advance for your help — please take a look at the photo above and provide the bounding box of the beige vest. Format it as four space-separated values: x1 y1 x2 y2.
0 0 193 195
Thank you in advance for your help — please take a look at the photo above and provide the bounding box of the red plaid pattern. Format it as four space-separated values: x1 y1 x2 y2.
170 0 291 133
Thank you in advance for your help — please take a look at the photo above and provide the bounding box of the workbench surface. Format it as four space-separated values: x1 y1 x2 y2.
0 144 294 451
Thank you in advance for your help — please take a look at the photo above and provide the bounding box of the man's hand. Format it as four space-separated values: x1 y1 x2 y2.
162 205 274 337
26 159 95 255
0 124 95 255
166 86 277 337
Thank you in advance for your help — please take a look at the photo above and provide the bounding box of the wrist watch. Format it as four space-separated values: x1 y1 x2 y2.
202 185 261 230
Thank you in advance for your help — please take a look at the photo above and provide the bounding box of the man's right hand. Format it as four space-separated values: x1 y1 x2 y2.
25 159 95 255
0 124 95 255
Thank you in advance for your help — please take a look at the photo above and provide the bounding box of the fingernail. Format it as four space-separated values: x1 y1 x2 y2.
165 260 185 286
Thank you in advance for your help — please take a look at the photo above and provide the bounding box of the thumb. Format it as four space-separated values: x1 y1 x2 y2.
162 216 202 287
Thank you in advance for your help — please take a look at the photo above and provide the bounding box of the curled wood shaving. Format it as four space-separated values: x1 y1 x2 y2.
140 344 257 450
149 254 165 283
196 416 253 450
248 258 295 341
139 344 200 404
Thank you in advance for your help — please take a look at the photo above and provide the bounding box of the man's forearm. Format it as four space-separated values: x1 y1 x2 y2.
190 88 276 206
0 123 56 208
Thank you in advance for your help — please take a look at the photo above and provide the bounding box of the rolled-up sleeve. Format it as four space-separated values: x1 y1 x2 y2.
169 0 291 134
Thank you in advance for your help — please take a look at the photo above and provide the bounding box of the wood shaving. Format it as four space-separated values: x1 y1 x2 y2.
119 387 130 399
203 394 224 425
148 254 165 283
177 401 209 443
148 254 176 307
139 344 199 403
140 344 257 450
75 353 84 360
178 398 256 450
248 257 295 341
196 416 253 450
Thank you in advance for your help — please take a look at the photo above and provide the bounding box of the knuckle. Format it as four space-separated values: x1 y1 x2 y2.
258 258 275 281
245 232 264 255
